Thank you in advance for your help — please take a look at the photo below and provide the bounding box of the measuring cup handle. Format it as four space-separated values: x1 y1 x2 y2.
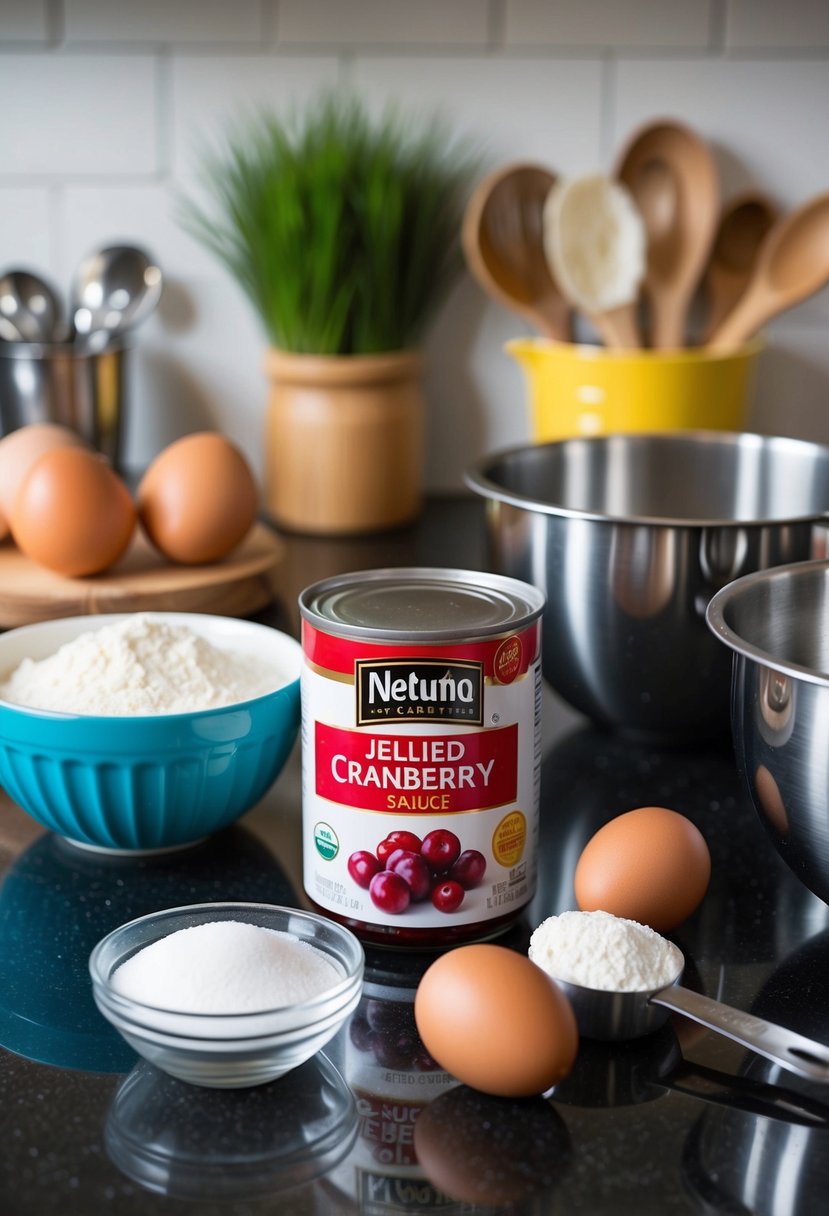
651 985 829 1084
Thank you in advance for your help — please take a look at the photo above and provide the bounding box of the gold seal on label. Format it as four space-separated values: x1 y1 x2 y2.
494 635 522 684
492 810 526 866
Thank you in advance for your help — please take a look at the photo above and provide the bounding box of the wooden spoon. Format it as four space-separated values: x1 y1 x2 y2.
702 191 779 340
543 173 645 349
707 192 829 352
462 163 571 341
616 119 719 349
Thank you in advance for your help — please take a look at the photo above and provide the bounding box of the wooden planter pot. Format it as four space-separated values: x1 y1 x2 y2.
264 349 425 535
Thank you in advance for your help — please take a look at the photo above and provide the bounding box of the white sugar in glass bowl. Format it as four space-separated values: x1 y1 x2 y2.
89 903 365 1088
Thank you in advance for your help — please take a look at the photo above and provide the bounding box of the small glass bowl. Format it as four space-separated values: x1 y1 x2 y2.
89 903 365 1088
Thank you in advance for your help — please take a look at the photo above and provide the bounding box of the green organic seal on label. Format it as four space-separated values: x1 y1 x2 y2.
314 821 339 861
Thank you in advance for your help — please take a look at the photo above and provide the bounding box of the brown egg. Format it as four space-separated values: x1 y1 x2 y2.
414 945 578 1098
138 432 258 565
0 423 86 540
11 447 136 577
574 805 711 933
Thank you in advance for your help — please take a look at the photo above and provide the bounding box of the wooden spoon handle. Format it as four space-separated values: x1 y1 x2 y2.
706 292 770 352
592 304 642 350
649 297 687 350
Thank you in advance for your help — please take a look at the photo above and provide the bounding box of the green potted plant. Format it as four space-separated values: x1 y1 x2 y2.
181 92 478 534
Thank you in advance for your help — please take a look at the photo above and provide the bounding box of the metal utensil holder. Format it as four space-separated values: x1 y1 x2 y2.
0 340 129 469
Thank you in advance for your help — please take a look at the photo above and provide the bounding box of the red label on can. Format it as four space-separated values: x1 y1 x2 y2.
303 620 539 680
315 722 518 812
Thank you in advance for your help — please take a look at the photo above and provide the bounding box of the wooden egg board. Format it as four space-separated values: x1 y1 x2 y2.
0 522 285 628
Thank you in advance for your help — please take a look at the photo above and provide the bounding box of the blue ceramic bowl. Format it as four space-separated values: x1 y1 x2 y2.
0 613 302 852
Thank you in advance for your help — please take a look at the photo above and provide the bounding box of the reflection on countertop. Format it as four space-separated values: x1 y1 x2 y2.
684 929 829 1216
0 826 298 1072
106 1053 357 1204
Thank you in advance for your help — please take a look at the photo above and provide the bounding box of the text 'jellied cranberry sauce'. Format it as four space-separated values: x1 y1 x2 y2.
298 567 545 947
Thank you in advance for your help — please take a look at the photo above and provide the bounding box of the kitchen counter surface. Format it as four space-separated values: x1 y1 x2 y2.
2 496 829 1215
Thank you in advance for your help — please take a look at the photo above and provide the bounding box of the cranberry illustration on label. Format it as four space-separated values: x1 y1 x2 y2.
350 829 486 916
369 870 411 915
420 829 461 873
387 850 432 901
450 849 487 889
376 837 400 864
431 879 465 913
385 829 423 853
347 850 382 889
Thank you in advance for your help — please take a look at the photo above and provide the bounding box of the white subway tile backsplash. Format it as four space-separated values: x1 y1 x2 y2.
170 55 340 179
0 0 48 42
614 58 829 206
0 189 52 269
58 183 216 288
276 0 489 47
351 56 604 173
127 281 267 478
726 0 829 50
0 55 156 176
65 0 263 45
425 283 535 489
504 0 712 48
751 331 829 450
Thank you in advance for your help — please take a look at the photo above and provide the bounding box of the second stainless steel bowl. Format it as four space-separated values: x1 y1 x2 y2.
707 560 829 905
466 431 829 741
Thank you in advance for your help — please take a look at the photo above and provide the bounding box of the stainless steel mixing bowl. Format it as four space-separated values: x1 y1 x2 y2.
707 560 829 905
465 432 829 741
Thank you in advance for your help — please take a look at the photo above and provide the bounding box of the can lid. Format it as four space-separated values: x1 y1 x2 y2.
299 567 544 642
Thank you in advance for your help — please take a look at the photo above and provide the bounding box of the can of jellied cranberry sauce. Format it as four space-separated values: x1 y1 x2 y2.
298 567 545 948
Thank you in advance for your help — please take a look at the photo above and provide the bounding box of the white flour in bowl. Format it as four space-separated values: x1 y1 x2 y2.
528 909 683 992
0 613 289 715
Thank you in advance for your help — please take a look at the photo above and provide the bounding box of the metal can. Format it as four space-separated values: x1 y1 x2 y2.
299 567 545 947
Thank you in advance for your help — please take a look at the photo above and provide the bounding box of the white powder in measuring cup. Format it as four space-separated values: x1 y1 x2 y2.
528 909 683 992
0 614 289 715
111 920 340 1013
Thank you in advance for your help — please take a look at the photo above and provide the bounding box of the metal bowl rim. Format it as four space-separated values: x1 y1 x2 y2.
706 558 829 688
465 430 829 529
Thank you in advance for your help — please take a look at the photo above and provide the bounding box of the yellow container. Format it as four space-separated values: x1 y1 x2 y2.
506 339 761 442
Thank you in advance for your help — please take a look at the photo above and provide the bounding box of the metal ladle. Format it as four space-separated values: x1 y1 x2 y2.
71 244 163 352
0 269 63 342
555 951 829 1084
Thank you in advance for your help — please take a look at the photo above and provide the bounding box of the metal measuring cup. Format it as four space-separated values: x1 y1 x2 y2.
552 950 829 1084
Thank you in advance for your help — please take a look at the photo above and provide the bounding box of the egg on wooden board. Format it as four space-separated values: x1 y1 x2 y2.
414 944 578 1098
138 433 258 565
0 423 87 542
10 447 136 577
574 805 711 933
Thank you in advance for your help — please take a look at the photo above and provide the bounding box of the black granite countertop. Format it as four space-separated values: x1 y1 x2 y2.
2 497 829 1216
